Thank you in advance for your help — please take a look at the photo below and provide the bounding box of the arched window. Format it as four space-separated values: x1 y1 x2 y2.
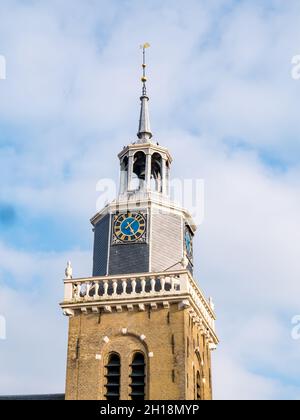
196 371 202 400
132 152 146 191
130 352 146 400
105 353 121 400
151 153 162 192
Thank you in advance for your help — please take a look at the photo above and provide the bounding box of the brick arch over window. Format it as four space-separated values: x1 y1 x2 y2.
100 333 149 400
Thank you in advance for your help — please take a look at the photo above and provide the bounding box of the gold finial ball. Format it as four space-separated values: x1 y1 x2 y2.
141 76 147 82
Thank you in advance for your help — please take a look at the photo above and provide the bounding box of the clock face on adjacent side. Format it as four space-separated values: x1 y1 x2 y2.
184 226 193 261
113 212 147 244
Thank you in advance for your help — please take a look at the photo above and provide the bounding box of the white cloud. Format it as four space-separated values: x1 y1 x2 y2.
213 348 300 401
1 0 300 399
0 245 90 394
166 131 300 398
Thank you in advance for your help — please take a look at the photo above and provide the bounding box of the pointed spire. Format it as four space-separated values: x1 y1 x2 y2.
137 43 153 143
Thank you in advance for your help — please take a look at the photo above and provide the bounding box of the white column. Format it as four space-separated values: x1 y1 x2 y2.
119 166 127 195
118 164 123 195
127 154 134 191
161 158 167 195
145 153 152 191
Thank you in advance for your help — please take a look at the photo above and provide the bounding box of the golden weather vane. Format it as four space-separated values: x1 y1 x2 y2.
140 43 150 95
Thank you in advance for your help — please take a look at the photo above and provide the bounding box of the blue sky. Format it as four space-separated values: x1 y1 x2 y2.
0 0 300 399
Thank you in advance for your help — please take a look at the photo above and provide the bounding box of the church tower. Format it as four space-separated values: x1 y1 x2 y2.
60 45 218 401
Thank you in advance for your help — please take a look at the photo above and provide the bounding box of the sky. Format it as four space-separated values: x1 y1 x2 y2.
0 0 300 400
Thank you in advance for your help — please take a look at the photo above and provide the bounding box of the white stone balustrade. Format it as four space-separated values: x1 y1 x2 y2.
64 272 182 302
62 270 216 333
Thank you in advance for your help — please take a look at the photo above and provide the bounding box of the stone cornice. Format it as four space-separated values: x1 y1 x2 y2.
60 270 218 345
90 197 197 232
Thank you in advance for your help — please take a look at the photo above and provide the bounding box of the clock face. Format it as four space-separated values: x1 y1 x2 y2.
113 212 147 243
184 227 193 260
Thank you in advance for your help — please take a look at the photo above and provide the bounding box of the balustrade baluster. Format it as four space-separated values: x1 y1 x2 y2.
113 280 118 295
122 280 127 295
171 276 175 291
86 282 91 299
132 279 137 294
161 276 166 292
140 277 146 293
76 284 81 300
104 281 108 296
94 282 99 300
150 277 156 293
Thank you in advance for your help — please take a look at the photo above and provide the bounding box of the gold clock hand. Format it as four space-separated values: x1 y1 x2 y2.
126 220 137 234
128 218 138 228
127 217 139 229
126 224 135 235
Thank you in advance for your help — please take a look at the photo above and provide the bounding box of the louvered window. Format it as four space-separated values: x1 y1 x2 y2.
105 353 121 400
196 371 201 400
130 352 146 400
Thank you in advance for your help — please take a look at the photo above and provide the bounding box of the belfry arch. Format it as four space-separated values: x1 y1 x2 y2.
100 333 149 400
151 153 162 192
132 151 146 191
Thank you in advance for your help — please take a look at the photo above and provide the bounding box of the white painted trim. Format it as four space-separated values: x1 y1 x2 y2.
148 205 152 272
90 196 197 232
106 213 112 275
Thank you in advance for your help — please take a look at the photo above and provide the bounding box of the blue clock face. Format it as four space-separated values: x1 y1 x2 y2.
120 217 140 236
185 228 193 259
113 212 146 243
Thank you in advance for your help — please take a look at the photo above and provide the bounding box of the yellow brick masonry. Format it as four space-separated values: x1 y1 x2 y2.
65 303 213 400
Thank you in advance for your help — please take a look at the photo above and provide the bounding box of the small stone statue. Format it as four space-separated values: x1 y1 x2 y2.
65 261 73 279
181 253 189 269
